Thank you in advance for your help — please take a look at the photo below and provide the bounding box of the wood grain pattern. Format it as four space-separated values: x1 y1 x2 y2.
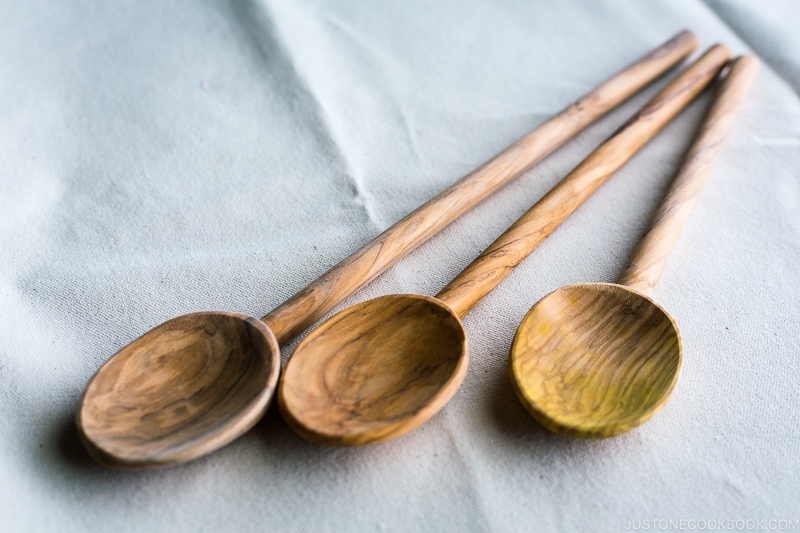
510 283 681 438
509 56 758 439
77 313 280 467
436 45 731 318
77 32 700 468
262 30 698 343
278 46 728 447
279 295 466 445
619 55 759 295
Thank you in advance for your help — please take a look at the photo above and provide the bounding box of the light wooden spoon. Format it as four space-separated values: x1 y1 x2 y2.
278 46 731 446
509 55 758 439
77 31 699 468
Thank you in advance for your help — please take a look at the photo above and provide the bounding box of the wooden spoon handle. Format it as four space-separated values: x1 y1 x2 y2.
618 55 758 296
262 31 699 343
435 45 731 319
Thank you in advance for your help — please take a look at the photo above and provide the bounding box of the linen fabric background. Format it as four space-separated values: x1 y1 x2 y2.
1 0 798 531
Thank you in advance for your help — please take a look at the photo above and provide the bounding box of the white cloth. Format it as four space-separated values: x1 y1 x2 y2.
2 0 798 531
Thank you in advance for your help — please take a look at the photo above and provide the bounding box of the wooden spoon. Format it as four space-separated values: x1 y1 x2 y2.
278 46 731 446
77 31 699 468
509 55 758 439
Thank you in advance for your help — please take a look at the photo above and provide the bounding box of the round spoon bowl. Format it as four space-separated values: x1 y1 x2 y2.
279 294 467 446
77 312 280 468
509 283 682 438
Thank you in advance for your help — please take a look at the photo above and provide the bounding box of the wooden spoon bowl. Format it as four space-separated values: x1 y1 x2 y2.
509 283 682 438
77 312 280 468
278 295 467 446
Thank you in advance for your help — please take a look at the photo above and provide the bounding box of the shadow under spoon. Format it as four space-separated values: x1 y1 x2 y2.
278 46 730 446
509 55 759 439
75 31 700 469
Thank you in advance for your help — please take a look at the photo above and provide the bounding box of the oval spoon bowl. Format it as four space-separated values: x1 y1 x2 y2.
509 283 682 438
78 312 280 468
279 295 467 446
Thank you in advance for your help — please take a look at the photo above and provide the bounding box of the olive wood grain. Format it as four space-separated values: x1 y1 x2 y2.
279 295 467 445
511 283 682 438
619 55 760 296
79 313 280 466
436 45 731 318
262 30 698 343
76 31 699 469
277 46 730 447
509 56 758 439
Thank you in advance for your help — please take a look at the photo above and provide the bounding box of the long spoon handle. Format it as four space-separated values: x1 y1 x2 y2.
261 31 698 343
435 45 731 319
618 55 758 296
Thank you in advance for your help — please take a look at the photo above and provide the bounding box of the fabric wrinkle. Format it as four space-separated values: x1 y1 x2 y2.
229 0 382 230
322 12 423 164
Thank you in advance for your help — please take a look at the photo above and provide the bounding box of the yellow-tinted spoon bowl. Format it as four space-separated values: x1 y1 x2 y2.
509 283 681 438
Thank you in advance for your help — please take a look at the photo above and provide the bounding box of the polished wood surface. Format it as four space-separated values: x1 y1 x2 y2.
262 30 698 344
278 47 728 447
279 295 467 446
78 313 280 467
78 33 698 468
510 283 681 438
436 45 731 318
619 55 760 296
510 56 758 439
